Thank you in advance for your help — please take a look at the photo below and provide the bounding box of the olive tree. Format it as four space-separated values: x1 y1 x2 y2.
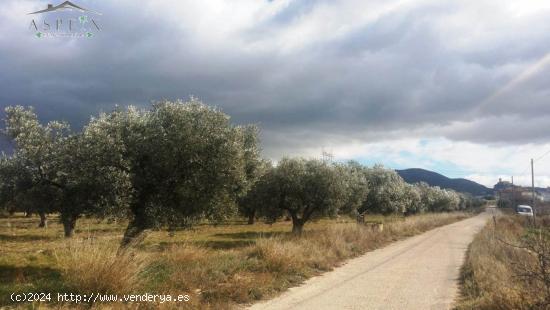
361 165 409 214
336 161 369 216
85 99 250 247
238 167 275 224
0 155 54 224
428 187 460 212
2 106 129 236
236 126 270 224
54 133 131 237
2 106 68 229
0 156 22 213
403 184 422 215
414 182 436 213
255 158 346 234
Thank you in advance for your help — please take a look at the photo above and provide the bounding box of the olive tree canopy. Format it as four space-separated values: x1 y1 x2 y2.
86 99 251 247
335 161 369 216
255 158 346 234
236 125 270 224
361 165 409 214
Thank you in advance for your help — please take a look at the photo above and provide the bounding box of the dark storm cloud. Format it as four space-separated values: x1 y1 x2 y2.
1 0 550 158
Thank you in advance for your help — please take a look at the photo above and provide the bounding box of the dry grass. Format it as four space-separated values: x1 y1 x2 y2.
456 214 542 309
154 212 471 308
54 239 148 295
0 212 472 309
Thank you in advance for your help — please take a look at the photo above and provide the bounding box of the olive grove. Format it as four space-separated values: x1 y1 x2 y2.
1 106 128 236
0 100 482 245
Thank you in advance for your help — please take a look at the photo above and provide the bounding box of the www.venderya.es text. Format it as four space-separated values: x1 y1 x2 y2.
11 292 190 304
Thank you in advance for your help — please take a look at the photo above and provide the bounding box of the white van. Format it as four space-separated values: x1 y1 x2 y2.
516 205 534 217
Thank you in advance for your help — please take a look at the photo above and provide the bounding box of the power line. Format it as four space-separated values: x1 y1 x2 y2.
534 148 550 162
518 164 532 177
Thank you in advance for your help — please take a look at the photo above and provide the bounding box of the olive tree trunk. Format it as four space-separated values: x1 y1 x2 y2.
119 205 151 250
291 220 304 235
38 211 47 228
247 211 256 225
120 220 149 249
61 214 77 237
290 207 315 235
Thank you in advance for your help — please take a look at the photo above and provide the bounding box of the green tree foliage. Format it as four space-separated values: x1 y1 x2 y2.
416 182 437 213
335 161 369 216
236 126 270 224
238 166 274 224
254 158 347 234
403 184 423 215
2 106 130 236
430 187 461 212
361 165 410 214
85 99 251 247
2 106 65 227
0 156 43 219
414 181 472 213
56 130 131 237
0 101 483 245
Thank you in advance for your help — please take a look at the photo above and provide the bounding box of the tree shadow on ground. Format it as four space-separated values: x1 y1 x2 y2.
0 264 61 284
74 227 123 234
0 264 67 305
0 234 57 242
195 240 255 249
212 231 290 240
155 239 254 250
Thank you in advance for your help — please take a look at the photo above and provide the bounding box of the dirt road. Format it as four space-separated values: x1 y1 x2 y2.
249 209 494 310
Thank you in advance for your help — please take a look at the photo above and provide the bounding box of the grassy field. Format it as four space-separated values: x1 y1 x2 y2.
1 212 473 309
456 211 550 309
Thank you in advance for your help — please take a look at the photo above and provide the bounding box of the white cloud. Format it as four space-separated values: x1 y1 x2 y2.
270 135 550 188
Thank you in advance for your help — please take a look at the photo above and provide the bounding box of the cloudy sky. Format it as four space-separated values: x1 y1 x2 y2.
1 0 550 187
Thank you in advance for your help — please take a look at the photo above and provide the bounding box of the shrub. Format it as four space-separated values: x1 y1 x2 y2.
54 239 147 294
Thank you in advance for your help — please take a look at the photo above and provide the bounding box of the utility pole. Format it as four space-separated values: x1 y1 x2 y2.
531 158 536 222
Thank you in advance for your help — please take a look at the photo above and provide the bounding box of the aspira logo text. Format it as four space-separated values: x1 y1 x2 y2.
28 1 101 38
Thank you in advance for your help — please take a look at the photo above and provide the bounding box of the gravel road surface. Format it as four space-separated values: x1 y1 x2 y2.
249 209 494 310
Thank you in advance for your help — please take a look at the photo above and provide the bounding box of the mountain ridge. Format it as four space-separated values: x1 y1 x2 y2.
396 168 492 196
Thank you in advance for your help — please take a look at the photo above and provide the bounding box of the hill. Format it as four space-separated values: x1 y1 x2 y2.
396 168 492 196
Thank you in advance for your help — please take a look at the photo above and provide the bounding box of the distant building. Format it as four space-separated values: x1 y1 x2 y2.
494 178 550 205
494 178 529 206
494 178 513 192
